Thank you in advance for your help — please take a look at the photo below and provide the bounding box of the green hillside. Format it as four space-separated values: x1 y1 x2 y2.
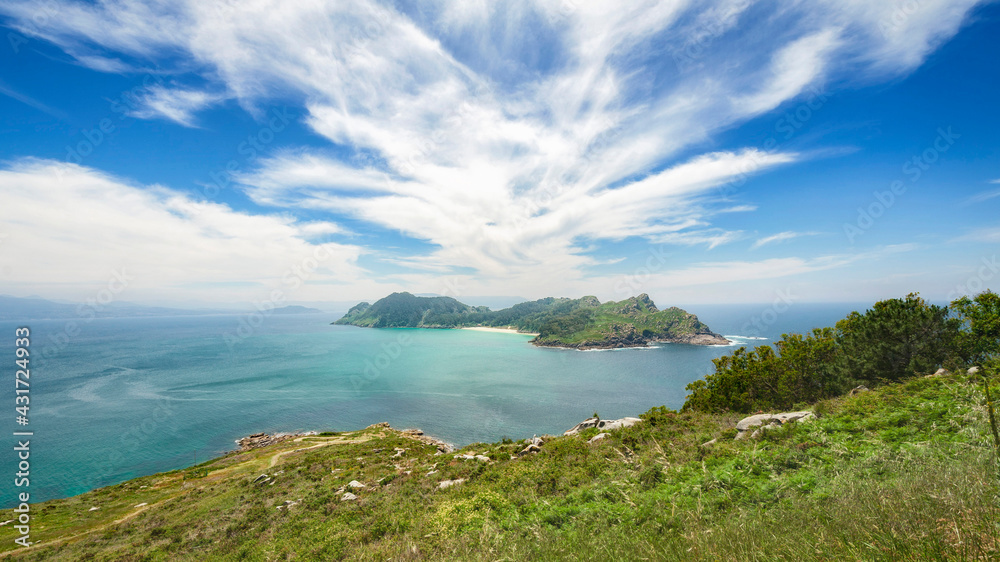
334 292 728 348
2 372 996 560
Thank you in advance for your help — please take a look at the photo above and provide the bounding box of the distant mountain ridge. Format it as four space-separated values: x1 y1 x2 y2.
0 295 322 320
334 292 728 348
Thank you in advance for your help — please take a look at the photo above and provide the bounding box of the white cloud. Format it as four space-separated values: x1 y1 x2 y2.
0 159 369 302
953 228 1000 243
0 0 987 298
128 85 226 127
750 231 820 250
964 188 1000 205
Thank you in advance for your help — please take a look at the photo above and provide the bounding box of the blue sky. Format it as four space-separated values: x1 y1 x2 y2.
0 0 998 307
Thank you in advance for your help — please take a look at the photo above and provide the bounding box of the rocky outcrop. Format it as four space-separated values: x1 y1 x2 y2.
564 416 642 436
849 385 869 396
734 411 814 440
659 332 730 346
563 417 599 435
399 428 455 454
518 436 545 456
236 432 316 452
535 324 730 350
438 478 466 490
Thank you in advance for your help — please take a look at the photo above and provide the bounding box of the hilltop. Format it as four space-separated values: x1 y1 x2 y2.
334 292 728 348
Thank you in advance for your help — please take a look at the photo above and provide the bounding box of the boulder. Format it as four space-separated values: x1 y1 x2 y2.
596 417 642 431
734 411 814 440
347 480 365 489
340 492 357 501
438 478 466 490
969 366 981 376
564 417 599 436
926 368 949 378
518 436 545 456
848 385 869 396
564 416 642 436
588 433 609 444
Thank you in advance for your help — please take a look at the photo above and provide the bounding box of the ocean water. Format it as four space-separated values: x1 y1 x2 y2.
1 303 864 505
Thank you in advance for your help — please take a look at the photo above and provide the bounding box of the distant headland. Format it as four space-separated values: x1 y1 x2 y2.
333 292 729 349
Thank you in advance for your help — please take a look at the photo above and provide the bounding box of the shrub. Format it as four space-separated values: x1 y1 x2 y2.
835 293 957 384
951 290 1000 366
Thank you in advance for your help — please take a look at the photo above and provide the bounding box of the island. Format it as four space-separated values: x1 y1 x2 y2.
333 292 729 349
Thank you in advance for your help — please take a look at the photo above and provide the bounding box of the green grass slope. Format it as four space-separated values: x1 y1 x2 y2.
3 372 997 560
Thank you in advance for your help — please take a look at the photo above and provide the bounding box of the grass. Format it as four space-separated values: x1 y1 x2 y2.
1 372 997 560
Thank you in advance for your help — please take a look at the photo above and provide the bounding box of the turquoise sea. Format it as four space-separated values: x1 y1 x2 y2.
1 303 863 505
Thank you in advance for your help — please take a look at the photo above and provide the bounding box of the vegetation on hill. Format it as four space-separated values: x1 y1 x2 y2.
334 292 728 348
333 292 484 328
1 373 996 560
683 291 999 414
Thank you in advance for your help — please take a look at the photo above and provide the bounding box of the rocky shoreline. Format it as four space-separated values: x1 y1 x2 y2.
235 424 455 455
531 331 730 350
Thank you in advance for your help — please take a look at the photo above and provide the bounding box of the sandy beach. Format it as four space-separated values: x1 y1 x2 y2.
461 326 540 336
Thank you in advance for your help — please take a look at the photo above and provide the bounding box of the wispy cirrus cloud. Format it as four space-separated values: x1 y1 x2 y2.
127 85 227 127
0 0 987 299
750 231 821 250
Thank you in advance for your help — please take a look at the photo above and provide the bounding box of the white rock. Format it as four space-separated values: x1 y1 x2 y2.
89 507 99 511
588 433 610 443
438 478 466 490
596 417 642 431
735 411 812 432
348 480 366 488
474 455 490 462
564 417 600 436
340 492 357 501
734 411 815 440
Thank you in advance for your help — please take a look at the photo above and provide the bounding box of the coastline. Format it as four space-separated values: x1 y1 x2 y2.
460 326 540 336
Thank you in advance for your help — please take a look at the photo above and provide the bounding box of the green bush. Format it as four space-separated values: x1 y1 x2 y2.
683 293 977 413
835 293 957 384
951 290 1000 366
